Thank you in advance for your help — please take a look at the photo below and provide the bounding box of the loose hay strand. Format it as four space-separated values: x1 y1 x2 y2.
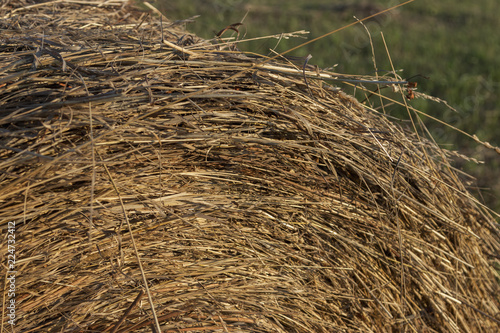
100 151 162 332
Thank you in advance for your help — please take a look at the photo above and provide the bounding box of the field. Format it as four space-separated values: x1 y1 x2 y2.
153 0 500 213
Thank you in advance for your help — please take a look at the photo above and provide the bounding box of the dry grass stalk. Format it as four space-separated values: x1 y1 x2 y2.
0 1 499 332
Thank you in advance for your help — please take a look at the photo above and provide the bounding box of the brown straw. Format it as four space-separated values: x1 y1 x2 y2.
1 1 498 332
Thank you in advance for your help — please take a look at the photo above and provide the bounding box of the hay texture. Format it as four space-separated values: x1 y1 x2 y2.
1 1 499 332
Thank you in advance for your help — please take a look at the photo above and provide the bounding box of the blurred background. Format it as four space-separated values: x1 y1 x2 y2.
147 0 499 214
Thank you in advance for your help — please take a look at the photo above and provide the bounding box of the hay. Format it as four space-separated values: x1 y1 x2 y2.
1 1 499 332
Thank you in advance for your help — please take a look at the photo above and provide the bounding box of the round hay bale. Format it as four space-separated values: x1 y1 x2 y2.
1 1 499 332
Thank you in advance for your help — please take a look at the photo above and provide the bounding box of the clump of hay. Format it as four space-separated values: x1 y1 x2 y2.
1 1 499 332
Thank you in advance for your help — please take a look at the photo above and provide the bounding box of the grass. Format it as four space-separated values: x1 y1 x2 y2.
151 0 500 213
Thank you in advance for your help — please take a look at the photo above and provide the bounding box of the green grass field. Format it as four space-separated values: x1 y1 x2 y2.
151 0 500 213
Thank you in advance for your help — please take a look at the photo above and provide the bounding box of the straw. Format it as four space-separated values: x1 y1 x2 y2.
0 1 498 332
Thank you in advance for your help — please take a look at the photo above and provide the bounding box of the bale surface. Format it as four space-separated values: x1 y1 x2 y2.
0 1 499 332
